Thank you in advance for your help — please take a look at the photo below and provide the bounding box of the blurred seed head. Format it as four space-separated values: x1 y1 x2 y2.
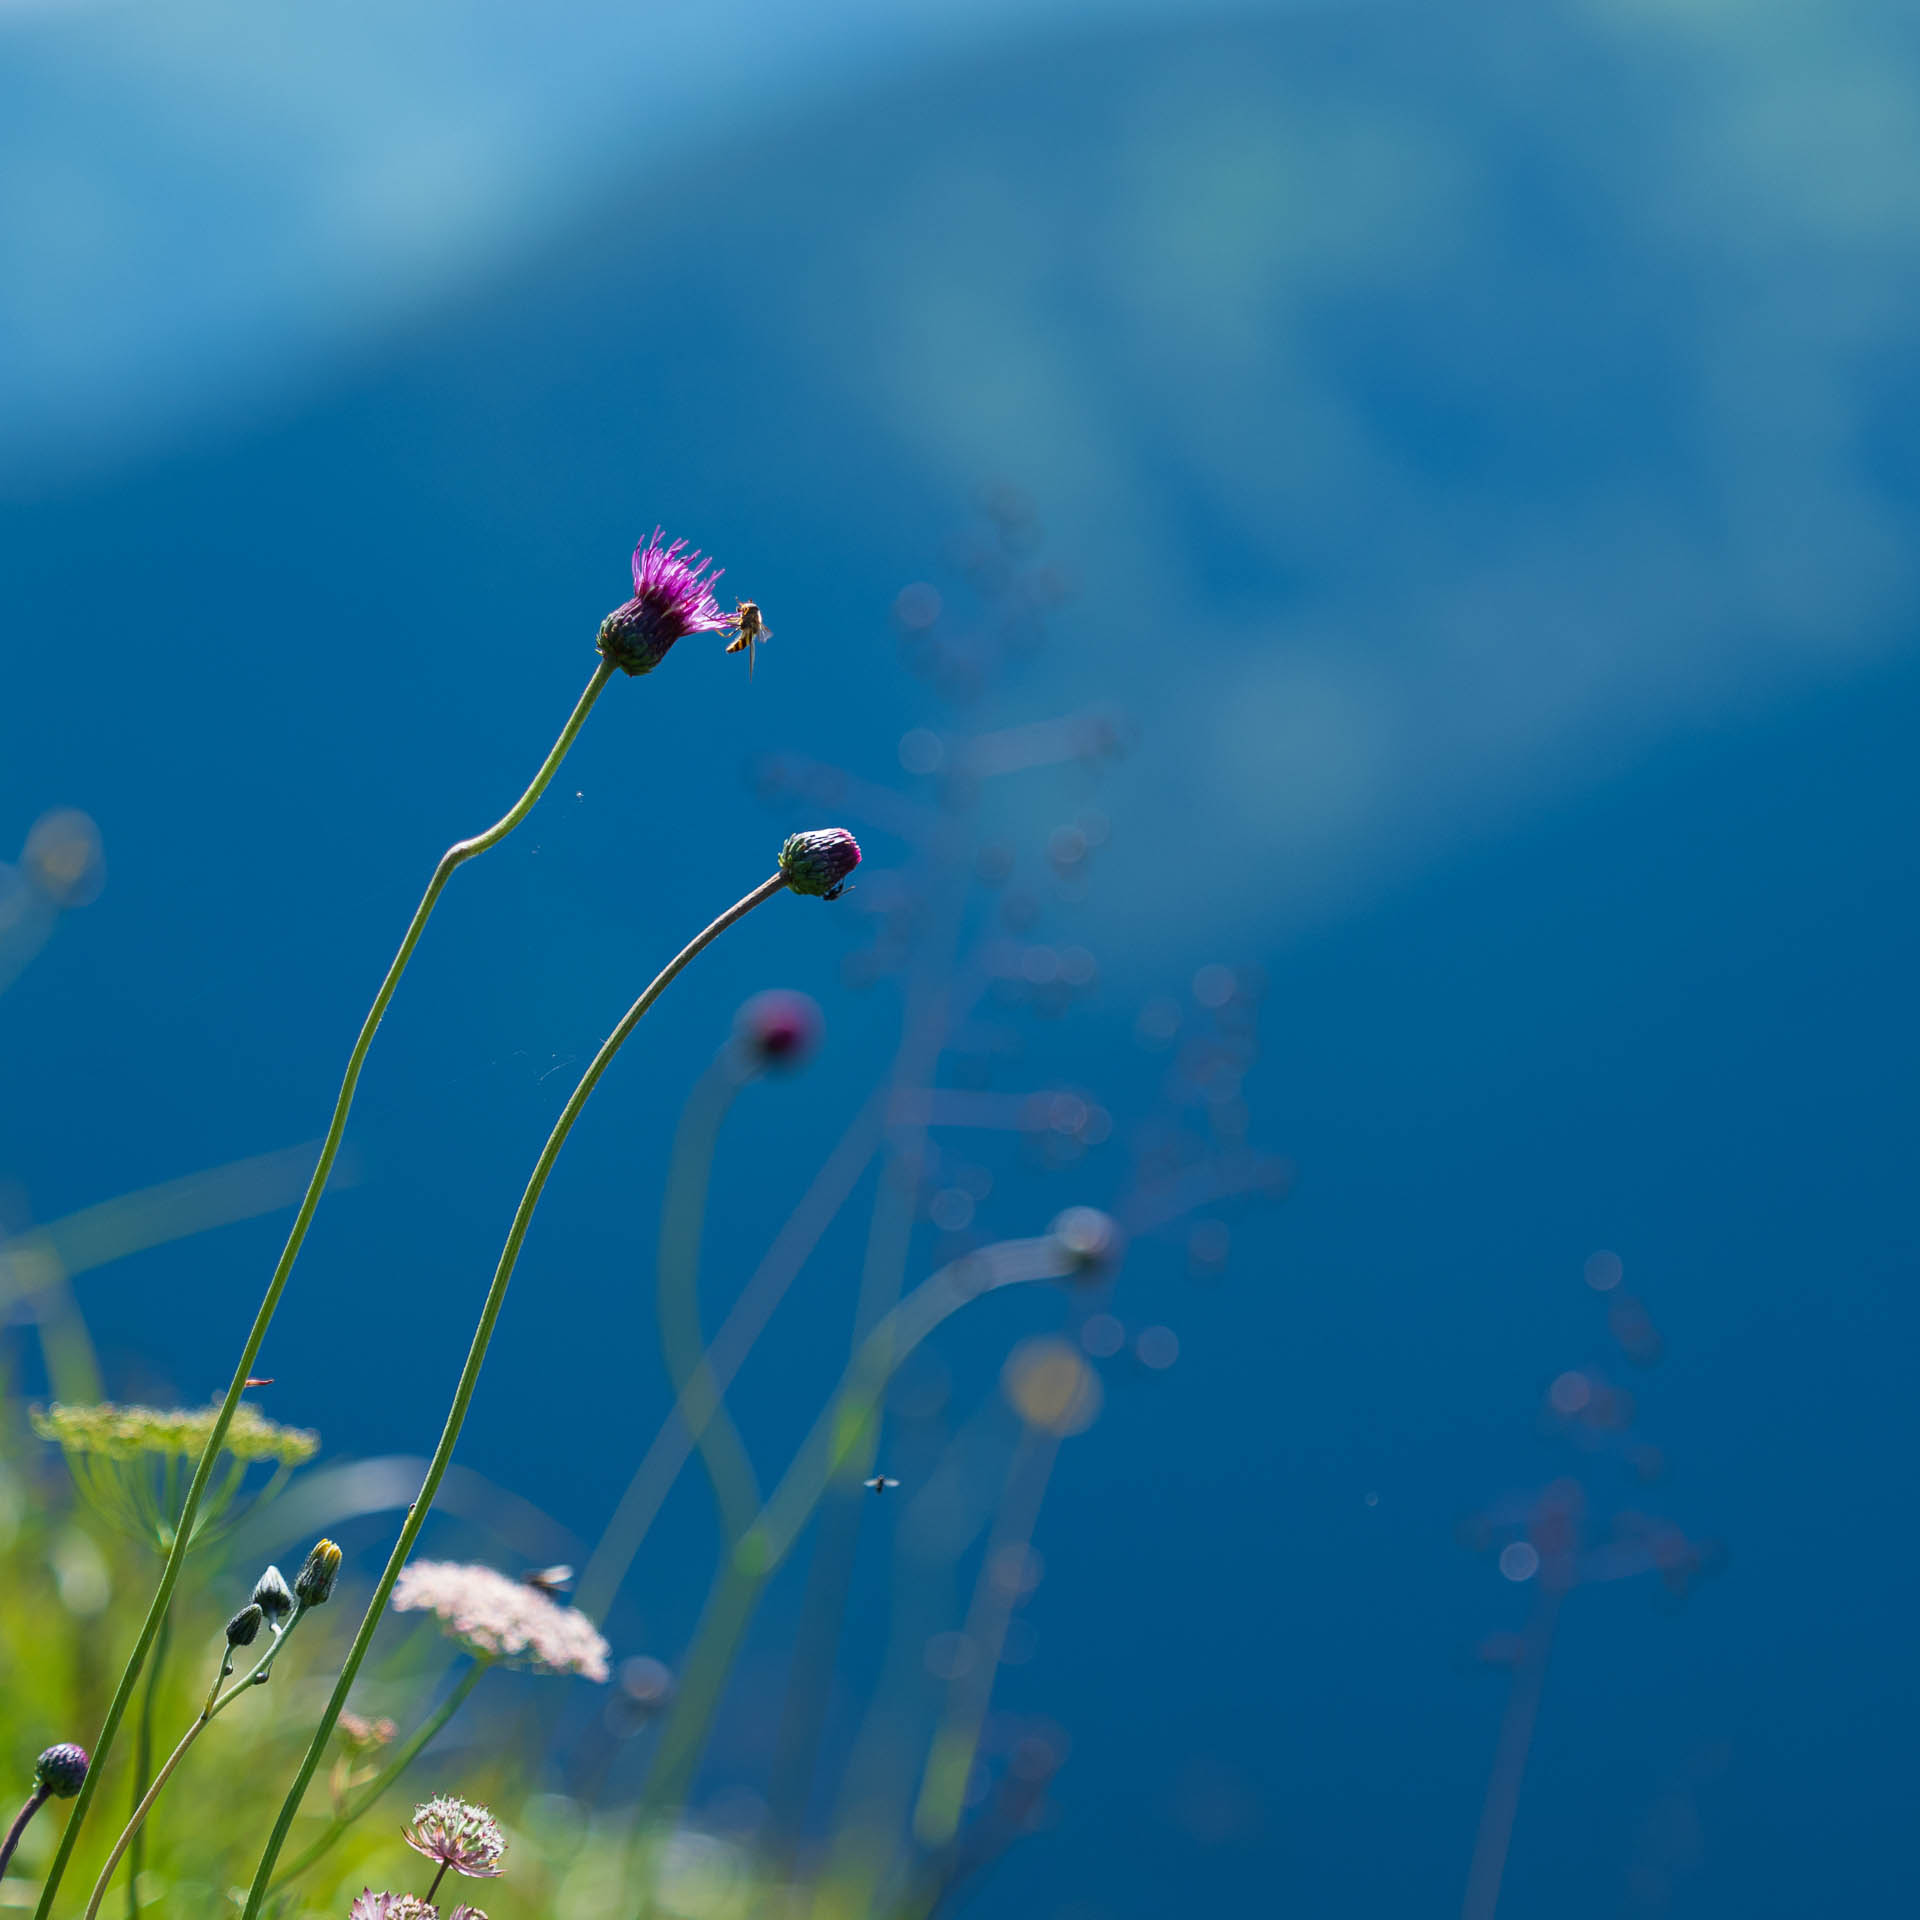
1003 1337 1104 1436
1049 1206 1121 1276
21 809 104 909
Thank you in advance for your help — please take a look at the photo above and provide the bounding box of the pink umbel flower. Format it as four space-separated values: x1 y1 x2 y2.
597 529 734 676
347 1894 436 1919
391 1560 610 1681
403 1797 505 1879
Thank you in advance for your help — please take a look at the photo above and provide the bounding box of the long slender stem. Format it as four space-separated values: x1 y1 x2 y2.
125 1600 173 1920
637 1236 1074 1818
85 1615 301 1920
268 1661 490 1893
911 1422 1059 1847
0 1789 49 1880
240 870 792 1918
1460 1587 1563 1920
655 1059 762 1544
575 1086 888 1623
35 661 613 1920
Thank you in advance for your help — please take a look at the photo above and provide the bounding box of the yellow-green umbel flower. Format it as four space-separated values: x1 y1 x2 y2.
30 1400 319 1554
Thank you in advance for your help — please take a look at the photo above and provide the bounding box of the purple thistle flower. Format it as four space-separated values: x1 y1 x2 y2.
597 529 734 676
778 828 862 900
347 1894 437 1920
733 989 823 1072
403 1797 506 1879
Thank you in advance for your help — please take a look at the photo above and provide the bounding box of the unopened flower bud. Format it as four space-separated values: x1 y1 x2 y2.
226 1603 265 1648
34 1743 90 1798
778 828 862 900
252 1565 294 1622
733 990 823 1073
294 1538 343 1607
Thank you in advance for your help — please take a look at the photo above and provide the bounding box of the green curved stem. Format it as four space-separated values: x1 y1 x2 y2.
85 1607 308 1920
268 1658 490 1893
125 1600 173 1920
240 869 792 1919
639 1235 1073 1815
655 1059 762 1545
35 660 612 1920
576 1085 887 1624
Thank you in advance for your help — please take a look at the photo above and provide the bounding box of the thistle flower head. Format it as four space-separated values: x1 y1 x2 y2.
295 1538 343 1606
778 828 862 900
252 1565 295 1622
597 529 732 676
733 989 823 1073
226 1603 265 1648
392 1560 610 1681
30 1400 318 1466
347 1893 437 1920
34 1743 89 1798
403 1796 507 1879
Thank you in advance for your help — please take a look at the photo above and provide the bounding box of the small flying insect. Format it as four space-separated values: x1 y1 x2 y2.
522 1565 575 1596
725 601 771 679
245 1378 275 1388
864 1474 900 1495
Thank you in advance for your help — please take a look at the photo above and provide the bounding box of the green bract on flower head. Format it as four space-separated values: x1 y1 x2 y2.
30 1400 319 1466
778 828 862 900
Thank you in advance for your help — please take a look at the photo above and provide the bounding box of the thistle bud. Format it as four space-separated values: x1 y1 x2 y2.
225 1603 265 1648
733 990 823 1073
34 1743 90 1798
251 1565 295 1622
778 828 862 900
294 1538 343 1607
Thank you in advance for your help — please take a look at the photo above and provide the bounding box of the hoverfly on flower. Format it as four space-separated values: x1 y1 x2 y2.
725 600 771 678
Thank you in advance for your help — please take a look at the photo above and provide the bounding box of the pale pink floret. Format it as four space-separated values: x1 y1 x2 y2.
403 1796 506 1879
347 1893 436 1919
391 1560 610 1682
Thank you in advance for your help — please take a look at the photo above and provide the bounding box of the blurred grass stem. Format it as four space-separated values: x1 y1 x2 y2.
241 868 791 1920
267 1659 491 1893
34 660 613 1918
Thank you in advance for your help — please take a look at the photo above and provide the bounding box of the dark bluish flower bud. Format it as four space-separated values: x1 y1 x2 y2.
226 1603 265 1648
294 1538 343 1607
34 1743 89 1798
251 1565 294 1622
778 828 862 900
597 530 733 676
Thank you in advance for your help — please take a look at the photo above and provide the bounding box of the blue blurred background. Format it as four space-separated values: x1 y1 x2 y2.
4 0 1919 1912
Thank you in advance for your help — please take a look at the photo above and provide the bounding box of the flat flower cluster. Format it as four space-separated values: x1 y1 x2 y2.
392 1561 611 1681
30 1399 319 1464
